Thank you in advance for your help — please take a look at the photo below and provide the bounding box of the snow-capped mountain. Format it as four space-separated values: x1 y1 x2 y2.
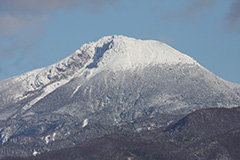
0 35 197 115
0 35 239 158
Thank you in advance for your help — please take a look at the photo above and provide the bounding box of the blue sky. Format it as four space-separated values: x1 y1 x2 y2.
0 0 240 83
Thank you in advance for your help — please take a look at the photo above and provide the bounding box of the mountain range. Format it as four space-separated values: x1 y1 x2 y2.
0 35 239 159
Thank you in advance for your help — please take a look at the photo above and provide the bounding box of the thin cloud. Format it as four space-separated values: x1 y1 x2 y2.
9 0 79 11
0 13 44 36
224 0 240 32
163 0 240 32
0 0 119 61
0 0 117 36
183 0 216 17
166 0 216 19
0 0 75 36
0 0 116 12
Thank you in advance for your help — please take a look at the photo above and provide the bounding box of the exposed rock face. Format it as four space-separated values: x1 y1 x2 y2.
0 36 239 158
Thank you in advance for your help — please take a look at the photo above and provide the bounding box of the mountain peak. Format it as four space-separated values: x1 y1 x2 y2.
78 35 198 74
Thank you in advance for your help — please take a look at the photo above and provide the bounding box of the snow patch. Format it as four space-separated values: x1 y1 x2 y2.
136 128 142 132
65 131 71 136
82 119 88 128
52 132 57 141
33 149 40 156
114 118 119 124
0 127 14 144
44 132 57 144
70 85 81 98
45 135 50 144
167 120 174 126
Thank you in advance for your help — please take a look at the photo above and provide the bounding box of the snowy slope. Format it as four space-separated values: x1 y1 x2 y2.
0 35 200 117
0 35 239 118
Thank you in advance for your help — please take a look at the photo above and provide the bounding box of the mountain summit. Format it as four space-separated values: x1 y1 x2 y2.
80 35 198 72
0 35 240 158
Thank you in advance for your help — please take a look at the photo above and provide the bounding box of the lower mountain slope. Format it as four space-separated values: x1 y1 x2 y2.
2 107 240 160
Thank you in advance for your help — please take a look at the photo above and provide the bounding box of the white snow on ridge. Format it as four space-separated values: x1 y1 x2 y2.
76 35 199 79
94 36 198 72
